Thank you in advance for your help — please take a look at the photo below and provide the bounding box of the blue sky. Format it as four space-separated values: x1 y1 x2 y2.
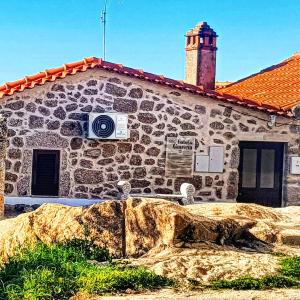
0 0 299 84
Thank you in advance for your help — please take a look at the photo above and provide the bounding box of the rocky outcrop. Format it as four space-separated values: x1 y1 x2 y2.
0 199 256 262
0 201 126 261
125 198 253 257
2 200 300 283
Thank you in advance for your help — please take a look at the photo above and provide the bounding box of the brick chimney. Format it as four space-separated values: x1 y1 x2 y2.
185 21 217 90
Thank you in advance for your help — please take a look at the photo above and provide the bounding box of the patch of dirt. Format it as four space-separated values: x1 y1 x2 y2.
128 243 279 283
71 288 300 300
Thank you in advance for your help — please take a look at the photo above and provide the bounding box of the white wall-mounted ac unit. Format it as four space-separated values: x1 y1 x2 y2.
88 113 128 139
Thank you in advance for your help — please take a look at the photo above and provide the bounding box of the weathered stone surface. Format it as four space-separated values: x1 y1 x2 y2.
181 112 192 120
53 107 66 120
0 201 126 259
247 119 257 125
223 107 232 117
84 149 101 158
129 88 143 98
125 199 254 257
25 102 37 112
5 183 13 194
140 100 154 111
70 138 83 150
102 144 116 158
133 144 145 154
66 103 78 112
60 121 82 136
29 116 44 129
140 135 151 145
195 105 206 114
83 88 98 96
74 169 103 184
8 149 22 159
257 126 268 132
223 132 235 140
16 176 30 196
81 105 92 112
166 106 175 115
8 118 22 127
133 167 147 178
113 98 137 113
145 158 155 165
130 179 151 188
26 132 68 148
130 155 142 166
80 159 93 169
181 123 195 130
5 172 18 182
129 130 139 142
205 176 213 187
223 118 233 124
233 114 241 120
117 143 132 153
51 84 65 92
138 113 157 124
44 99 58 107
5 100 24 110
105 83 127 97
38 106 50 116
12 137 24 148
210 109 222 117
230 147 240 168
149 167 165 176
97 158 114 166
174 176 202 191
210 121 224 130
142 125 153 134
13 161 21 173
155 103 165 111
239 123 249 132
146 147 160 156
46 120 60 130
213 139 224 144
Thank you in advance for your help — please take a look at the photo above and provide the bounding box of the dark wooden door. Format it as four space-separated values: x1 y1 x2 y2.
237 141 284 207
31 150 60 196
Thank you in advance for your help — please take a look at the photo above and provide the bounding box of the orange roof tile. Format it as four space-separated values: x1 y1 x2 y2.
0 57 292 117
218 53 300 113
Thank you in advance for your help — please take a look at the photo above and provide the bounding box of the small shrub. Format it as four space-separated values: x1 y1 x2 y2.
211 256 300 290
212 276 264 290
280 257 300 278
0 242 171 300
62 238 110 262
261 275 299 288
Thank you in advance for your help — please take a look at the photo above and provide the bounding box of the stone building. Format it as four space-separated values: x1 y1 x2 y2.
0 21 300 207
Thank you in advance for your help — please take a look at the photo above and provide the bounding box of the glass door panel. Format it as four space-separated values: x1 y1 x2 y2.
241 148 257 188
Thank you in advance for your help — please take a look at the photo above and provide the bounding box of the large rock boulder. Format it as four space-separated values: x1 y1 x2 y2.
125 198 254 257
0 198 256 262
0 201 125 262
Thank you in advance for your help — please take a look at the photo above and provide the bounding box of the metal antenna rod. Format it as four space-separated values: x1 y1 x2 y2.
101 0 108 60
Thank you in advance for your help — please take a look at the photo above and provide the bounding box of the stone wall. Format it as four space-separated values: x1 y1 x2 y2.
1 69 300 205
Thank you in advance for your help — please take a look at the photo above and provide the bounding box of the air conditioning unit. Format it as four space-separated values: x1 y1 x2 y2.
88 113 128 139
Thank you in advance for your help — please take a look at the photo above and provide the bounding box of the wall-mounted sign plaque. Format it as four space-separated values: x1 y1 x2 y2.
166 137 195 177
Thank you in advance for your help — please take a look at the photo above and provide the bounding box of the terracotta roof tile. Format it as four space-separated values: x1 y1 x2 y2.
0 57 292 117
218 53 300 113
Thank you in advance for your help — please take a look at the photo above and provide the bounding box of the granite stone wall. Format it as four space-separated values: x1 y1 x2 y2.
1 69 300 205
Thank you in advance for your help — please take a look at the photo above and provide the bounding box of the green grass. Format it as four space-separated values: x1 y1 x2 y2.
210 256 300 290
0 241 171 300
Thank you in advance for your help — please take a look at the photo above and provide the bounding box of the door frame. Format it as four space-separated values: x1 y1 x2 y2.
31 149 61 197
237 141 284 207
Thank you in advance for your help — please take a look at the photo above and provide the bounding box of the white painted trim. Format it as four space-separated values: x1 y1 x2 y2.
5 197 104 207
